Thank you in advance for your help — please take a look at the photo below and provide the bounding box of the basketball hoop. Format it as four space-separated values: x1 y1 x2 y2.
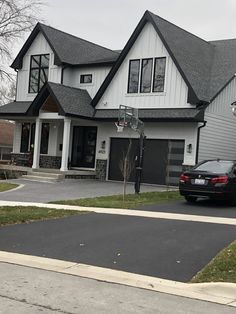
115 122 124 133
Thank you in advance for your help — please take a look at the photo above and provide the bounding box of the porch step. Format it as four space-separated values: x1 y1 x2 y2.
21 171 64 183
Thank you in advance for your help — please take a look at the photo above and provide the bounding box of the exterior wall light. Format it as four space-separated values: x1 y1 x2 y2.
187 143 192 154
101 140 106 149
231 101 236 117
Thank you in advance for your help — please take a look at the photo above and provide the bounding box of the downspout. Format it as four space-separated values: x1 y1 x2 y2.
195 121 207 164
14 69 18 101
61 65 67 84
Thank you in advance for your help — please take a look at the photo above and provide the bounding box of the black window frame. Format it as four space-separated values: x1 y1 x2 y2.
140 58 153 94
152 57 166 93
28 54 50 94
80 74 93 84
127 59 140 94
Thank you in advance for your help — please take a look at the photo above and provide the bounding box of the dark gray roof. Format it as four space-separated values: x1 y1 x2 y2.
27 82 94 118
47 82 94 117
12 23 119 69
0 101 31 115
94 108 204 122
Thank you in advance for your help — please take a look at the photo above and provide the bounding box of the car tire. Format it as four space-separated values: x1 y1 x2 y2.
184 196 197 203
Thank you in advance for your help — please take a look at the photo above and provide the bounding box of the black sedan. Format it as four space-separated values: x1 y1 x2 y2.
179 159 236 204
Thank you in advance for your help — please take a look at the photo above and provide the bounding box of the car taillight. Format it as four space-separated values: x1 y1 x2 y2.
179 174 190 183
211 176 228 184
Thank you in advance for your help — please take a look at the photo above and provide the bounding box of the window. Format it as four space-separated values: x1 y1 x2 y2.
127 57 166 94
40 123 50 154
153 57 166 92
127 60 140 93
20 123 30 153
20 122 49 154
29 54 49 93
140 59 153 93
80 74 92 84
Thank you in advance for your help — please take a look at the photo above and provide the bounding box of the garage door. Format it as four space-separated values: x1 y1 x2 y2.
108 138 184 185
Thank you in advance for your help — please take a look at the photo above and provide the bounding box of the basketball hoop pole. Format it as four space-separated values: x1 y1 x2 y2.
116 105 145 194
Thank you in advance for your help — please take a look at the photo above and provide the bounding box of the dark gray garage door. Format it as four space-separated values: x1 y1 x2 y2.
108 138 184 185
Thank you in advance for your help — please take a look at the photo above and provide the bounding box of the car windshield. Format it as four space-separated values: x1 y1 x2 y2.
194 160 234 174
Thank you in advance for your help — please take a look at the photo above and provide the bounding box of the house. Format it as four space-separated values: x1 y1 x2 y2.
0 10 236 185
0 120 14 161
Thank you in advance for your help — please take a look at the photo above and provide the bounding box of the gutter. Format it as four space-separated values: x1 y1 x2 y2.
195 121 207 164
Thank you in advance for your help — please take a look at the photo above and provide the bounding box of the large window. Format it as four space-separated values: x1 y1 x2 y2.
29 54 49 93
20 122 49 154
140 58 153 93
153 57 166 92
127 60 140 93
127 57 166 94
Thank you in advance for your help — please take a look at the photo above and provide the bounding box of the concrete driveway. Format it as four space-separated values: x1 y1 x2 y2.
0 178 166 203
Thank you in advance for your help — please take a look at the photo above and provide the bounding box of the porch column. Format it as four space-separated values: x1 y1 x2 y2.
60 117 71 171
32 118 42 169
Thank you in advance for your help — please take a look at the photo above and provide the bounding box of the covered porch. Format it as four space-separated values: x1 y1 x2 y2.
0 82 99 174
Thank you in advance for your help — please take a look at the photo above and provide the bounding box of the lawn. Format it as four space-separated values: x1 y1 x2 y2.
51 191 183 209
0 182 18 192
0 206 88 226
191 240 236 283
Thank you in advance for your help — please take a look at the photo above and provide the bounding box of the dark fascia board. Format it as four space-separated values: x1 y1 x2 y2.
26 83 66 116
64 60 116 68
210 74 236 103
11 23 61 69
91 10 200 108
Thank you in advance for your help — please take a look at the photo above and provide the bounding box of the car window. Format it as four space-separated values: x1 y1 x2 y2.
194 161 234 173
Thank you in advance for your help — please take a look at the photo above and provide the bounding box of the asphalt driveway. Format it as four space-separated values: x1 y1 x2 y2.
0 179 165 203
0 213 235 282
137 199 236 218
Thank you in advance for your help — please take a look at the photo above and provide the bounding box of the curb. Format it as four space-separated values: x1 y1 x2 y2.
0 251 235 307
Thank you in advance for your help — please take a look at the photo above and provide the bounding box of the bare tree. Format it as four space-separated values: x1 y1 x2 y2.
0 0 45 103
119 139 135 201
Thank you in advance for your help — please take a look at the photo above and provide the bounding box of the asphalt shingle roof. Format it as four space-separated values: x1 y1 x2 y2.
0 101 31 115
11 23 119 69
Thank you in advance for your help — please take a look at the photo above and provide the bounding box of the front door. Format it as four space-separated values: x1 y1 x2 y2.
71 126 97 168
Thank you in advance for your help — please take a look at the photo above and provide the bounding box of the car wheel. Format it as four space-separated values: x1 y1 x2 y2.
184 196 197 203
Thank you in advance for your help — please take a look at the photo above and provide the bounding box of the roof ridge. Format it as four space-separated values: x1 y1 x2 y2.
39 23 119 55
47 81 88 93
147 10 212 47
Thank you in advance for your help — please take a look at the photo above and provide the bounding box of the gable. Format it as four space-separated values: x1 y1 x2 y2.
96 22 189 110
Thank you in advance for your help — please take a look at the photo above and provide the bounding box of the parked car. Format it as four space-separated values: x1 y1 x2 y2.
179 159 236 204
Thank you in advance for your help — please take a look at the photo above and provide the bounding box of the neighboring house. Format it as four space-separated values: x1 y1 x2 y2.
0 120 14 160
0 10 236 185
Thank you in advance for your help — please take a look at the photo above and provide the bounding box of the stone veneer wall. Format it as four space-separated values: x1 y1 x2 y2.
11 153 62 169
96 159 107 181
39 155 62 169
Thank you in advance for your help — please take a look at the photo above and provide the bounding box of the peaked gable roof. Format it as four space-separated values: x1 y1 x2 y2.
92 10 236 107
11 23 119 69
27 82 94 118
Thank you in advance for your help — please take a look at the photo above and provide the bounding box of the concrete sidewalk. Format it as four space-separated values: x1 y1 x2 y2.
0 253 236 313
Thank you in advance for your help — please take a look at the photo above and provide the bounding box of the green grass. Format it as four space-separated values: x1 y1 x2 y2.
0 182 18 192
51 191 183 209
191 240 236 283
0 206 88 226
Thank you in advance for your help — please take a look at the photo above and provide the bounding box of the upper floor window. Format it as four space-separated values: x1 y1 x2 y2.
127 57 166 94
29 54 49 93
80 74 92 84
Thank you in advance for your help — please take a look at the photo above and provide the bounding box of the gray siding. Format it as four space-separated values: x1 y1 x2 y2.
198 77 236 161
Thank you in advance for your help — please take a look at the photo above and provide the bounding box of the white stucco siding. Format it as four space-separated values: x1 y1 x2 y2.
16 32 61 102
63 66 112 98
198 77 236 161
96 122 198 166
96 22 190 110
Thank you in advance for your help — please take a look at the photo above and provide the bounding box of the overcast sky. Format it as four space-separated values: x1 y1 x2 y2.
36 0 236 51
